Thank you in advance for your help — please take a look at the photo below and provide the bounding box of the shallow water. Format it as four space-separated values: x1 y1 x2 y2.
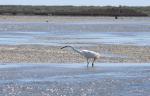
0 63 150 96
0 20 150 46
1 31 150 46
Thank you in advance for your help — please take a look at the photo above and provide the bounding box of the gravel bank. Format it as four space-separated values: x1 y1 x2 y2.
0 44 150 64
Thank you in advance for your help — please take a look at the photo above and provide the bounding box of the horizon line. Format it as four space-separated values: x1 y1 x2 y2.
0 4 149 7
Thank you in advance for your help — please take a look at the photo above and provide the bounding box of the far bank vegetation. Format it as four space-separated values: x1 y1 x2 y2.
0 5 149 16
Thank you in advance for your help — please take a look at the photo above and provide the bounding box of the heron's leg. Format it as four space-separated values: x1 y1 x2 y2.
92 58 96 67
87 58 89 67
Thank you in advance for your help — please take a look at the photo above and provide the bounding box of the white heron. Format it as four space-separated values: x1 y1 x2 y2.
61 46 100 67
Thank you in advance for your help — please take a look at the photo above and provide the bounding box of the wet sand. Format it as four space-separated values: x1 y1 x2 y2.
0 63 150 96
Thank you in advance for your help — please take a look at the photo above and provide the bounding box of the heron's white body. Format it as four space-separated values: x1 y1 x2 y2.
61 46 100 67
80 50 100 59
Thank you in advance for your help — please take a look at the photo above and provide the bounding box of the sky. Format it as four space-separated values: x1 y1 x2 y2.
0 0 149 6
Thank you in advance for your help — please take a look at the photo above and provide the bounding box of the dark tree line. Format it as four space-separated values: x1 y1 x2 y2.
0 5 149 16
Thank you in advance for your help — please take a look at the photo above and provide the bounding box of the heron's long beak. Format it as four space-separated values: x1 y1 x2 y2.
60 46 67 49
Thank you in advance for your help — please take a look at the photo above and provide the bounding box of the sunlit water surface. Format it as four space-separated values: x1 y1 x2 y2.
0 63 150 96
0 31 150 46
0 22 150 46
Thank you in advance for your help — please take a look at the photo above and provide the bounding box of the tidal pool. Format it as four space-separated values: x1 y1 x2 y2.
0 31 150 46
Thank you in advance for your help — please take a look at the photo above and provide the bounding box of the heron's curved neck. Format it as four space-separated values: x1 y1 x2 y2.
67 46 81 54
